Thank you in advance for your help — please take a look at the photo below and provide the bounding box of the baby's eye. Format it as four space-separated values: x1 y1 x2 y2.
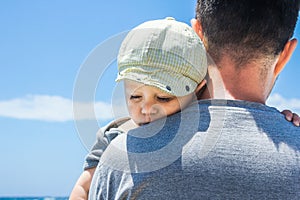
156 96 173 102
130 95 142 100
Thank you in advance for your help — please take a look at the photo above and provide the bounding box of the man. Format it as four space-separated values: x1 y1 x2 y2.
89 0 300 199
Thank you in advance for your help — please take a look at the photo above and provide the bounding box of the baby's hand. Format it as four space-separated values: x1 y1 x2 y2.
281 110 300 127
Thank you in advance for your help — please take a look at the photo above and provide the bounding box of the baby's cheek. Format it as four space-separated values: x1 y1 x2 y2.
127 105 139 117
163 106 180 116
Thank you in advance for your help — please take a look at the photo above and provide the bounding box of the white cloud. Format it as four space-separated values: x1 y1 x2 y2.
0 95 124 122
267 93 300 114
1 93 298 122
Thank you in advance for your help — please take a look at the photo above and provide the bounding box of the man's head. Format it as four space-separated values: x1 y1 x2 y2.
192 0 299 103
195 0 299 66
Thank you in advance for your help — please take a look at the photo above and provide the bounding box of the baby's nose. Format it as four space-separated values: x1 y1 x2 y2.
141 102 159 115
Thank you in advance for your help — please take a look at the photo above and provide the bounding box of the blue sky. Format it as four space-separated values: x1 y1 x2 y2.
0 1 299 197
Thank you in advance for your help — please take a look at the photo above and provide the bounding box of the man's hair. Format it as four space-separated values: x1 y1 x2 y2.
196 0 300 66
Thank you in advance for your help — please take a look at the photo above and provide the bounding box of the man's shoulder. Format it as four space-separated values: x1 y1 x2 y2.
196 99 289 122
196 99 278 111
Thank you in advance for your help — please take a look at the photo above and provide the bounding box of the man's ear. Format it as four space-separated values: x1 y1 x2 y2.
191 18 205 41
274 38 297 77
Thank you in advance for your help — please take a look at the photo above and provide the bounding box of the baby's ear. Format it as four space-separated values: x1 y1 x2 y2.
196 79 207 93
195 79 207 100
195 79 206 94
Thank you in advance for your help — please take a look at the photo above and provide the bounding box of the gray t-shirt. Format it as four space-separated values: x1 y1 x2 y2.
83 117 134 170
89 100 300 199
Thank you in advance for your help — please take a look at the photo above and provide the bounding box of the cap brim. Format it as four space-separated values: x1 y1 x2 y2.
116 69 198 97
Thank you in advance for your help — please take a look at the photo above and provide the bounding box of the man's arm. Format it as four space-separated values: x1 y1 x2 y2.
69 167 96 200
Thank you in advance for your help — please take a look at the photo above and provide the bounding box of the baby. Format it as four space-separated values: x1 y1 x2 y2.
70 17 207 199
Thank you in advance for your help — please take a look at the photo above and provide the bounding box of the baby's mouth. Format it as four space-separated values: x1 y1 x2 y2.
139 121 150 126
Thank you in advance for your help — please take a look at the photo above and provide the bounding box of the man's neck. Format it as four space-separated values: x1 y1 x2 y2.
203 59 275 104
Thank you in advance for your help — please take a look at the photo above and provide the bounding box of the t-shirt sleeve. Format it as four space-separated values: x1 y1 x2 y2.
83 128 108 170
83 127 124 170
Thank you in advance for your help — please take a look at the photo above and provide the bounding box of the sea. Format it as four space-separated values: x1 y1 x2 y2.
0 198 68 200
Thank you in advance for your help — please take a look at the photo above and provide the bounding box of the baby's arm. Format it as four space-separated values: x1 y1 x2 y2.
69 167 95 200
69 118 131 199
281 109 300 126
69 128 108 200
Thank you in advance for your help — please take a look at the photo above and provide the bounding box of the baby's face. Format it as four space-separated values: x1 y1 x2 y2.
124 80 195 126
